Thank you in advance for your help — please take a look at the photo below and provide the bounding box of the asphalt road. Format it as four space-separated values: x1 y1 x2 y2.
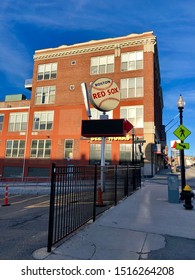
0 194 50 260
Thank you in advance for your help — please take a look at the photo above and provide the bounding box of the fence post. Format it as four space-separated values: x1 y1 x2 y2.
139 166 141 188
47 163 56 253
93 165 97 222
114 165 118 205
127 165 129 196
133 166 136 191
124 165 128 196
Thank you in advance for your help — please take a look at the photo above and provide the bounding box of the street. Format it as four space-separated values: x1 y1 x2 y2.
0 194 50 259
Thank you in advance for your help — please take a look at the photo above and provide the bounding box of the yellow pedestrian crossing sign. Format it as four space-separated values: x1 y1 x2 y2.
173 125 191 141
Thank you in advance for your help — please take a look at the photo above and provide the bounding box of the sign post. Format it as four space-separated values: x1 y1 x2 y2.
90 77 121 191
173 123 191 197
100 136 106 191
99 113 109 191
81 77 133 192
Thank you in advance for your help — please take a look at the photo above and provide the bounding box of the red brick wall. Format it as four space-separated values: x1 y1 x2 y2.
0 32 163 177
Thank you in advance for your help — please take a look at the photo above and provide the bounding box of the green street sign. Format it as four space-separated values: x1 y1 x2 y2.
134 140 146 143
176 143 190 150
173 124 191 141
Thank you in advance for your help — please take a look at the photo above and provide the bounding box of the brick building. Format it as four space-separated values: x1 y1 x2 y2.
0 31 166 178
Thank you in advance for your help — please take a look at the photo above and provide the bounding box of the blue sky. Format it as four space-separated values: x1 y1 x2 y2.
0 0 195 156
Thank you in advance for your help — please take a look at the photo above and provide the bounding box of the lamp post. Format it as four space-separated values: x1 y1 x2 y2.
177 94 186 197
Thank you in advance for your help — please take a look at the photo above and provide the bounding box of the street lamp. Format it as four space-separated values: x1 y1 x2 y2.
177 95 186 121
177 94 186 198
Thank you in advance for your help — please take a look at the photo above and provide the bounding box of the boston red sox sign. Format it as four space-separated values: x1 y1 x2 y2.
90 77 120 112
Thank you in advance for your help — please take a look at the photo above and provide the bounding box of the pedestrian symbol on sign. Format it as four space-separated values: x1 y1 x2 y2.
173 124 191 141
179 127 185 138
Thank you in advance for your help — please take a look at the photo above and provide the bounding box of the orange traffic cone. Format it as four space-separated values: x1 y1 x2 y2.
2 184 10 206
97 187 104 206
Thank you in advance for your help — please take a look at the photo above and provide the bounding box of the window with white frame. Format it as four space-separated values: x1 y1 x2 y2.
6 140 25 158
90 108 113 119
120 77 143 98
30 139 51 158
64 139 74 159
120 106 143 128
35 86 56 104
89 144 111 165
37 63 57 80
33 111 54 130
121 51 143 71
0 114 4 131
90 55 114 75
8 112 28 132
119 144 132 163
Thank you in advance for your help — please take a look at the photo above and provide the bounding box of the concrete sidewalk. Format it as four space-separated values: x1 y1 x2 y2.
33 170 195 260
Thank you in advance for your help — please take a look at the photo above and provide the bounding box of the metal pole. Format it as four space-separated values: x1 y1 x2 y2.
114 165 118 205
101 136 105 191
179 107 186 195
100 113 108 192
47 163 56 252
93 164 97 222
132 129 135 164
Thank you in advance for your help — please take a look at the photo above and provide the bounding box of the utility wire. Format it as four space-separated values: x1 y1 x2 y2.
165 113 179 128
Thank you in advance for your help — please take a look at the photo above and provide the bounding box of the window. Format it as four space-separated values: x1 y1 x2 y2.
33 111 54 130
120 106 143 128
0 114 4 131
64 139 74 159
120 77 143 98
35 86 56 104
89 144 111 165
30 139 51 158
37 63 57 80
6 140 25 158
3 166 23 178
121 51 143 71
8 112 28 131
90 55 114 75
28 167 50 177
119 144 132 164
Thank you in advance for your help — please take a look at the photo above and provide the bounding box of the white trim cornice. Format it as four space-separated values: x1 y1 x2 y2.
34 36 156 61
0 106 30 111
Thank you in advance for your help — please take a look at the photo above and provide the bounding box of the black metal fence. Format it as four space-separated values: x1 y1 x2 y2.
47 163 141 252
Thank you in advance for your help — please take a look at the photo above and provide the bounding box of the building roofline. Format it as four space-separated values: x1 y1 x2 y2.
0 106 30 111
35 31 154 53
33 31 156 60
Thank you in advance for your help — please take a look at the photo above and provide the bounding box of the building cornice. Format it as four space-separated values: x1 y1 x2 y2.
34 33 156 61
0 106 30 111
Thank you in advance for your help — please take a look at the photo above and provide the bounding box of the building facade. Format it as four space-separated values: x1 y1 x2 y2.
0 31 166 179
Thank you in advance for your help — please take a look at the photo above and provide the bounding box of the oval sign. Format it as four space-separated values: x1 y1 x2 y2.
90 77 120 112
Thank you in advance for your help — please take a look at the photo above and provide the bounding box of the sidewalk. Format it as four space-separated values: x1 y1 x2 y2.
33 169 195 260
